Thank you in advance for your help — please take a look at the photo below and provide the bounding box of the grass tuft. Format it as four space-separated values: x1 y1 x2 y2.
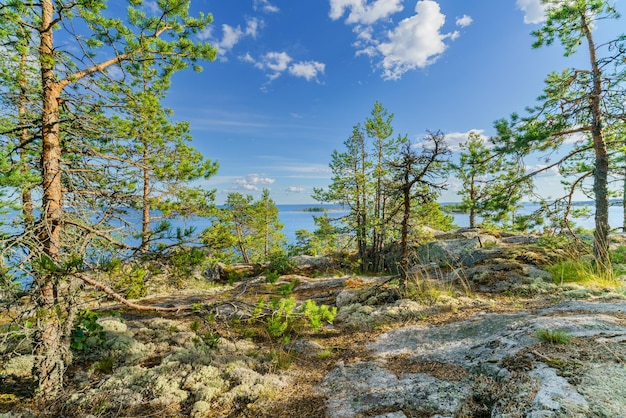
535 328 571 344
547 259 622 289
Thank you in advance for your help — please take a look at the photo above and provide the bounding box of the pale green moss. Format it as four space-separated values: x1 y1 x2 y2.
0 354 33 378
98 317 127 333
106 333 155 365
335 303 376 328
191 400 212 418
182 365 225 402
577 364 626 417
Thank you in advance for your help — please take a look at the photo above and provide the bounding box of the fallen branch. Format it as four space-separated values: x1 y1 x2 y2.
76 273 188 312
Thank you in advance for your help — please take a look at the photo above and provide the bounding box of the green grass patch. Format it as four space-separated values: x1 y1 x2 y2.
546 259 622 289
535 328 571 345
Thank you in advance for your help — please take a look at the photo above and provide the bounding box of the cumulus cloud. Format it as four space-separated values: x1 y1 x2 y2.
286 186 305 193
289 61 326 81
198 18 261 57
234 174 275 190
329 0 404 24
245 52 326 82
455 15 473 28
378 1 459 80
330 1 469 80
254 0 279 13
516 0 546 24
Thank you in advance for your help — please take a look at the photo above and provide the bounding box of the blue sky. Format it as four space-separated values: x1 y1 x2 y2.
159 0 625 204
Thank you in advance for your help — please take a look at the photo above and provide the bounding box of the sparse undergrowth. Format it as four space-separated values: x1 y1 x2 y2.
3 233 626 417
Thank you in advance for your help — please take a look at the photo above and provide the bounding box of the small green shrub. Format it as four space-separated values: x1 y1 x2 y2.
537 234 575 249
227 271 243 285
189 316 220 349
277 280 297 296
253 297 337 344
169 246 207 285
611 246 626 264
190 318 201 332
265 271 280 284
114 266 147 299
267 251 295 275
267 297 298 341
71 310 106 352
200 331 220 348
535 328 571 344
93 354 116 374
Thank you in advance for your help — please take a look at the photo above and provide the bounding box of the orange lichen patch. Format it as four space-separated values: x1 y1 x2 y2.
344 277 365 289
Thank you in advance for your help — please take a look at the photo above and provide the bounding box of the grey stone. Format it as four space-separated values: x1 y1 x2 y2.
318 362 471 418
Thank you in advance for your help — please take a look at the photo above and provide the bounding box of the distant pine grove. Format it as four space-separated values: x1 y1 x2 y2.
1 0 626 406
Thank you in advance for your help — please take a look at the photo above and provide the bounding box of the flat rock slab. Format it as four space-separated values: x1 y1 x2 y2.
318 362 471 418
318 301 626 418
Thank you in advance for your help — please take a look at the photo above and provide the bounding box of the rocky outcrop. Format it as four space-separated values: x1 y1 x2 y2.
319 301 626 417
319 229 626 417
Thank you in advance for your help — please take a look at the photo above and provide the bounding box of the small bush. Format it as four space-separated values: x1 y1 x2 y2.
277 280 297 296
611 246 626 264
537 234 575 249
169 246 207 285
71 310 106 352
267 251 295 275
265 270 280 284
252 297 337 344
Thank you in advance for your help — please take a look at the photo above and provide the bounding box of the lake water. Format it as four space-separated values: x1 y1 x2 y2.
3 202 624 247
276 202 626 243
276 202 626 242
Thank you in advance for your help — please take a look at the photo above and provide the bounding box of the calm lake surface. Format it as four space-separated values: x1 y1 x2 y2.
2 202 624 246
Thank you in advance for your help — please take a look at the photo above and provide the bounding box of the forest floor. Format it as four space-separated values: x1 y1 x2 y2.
2 263 626 417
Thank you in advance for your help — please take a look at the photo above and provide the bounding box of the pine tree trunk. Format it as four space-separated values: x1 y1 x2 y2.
623 163 626 233
582 12 611 271
34 0 67 399
141 146 151 251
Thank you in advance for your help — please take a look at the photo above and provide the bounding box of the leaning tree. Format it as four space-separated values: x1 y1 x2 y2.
0 0 217 398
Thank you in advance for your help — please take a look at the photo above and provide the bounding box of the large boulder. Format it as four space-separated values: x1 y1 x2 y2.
413 234 499 267
289 255 331 274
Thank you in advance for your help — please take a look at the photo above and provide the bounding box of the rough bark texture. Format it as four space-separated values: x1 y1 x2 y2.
581 10 610 270
34 0 66 399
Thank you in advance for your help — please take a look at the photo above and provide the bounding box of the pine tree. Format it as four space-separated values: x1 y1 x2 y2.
0 0 217 397
495 0 625 270
202 190 285 263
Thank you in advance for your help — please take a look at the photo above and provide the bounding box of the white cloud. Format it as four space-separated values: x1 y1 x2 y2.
455 15 473 28
246 52 326 82
289 61 326 81
234 174 276 190
440 129 488 152
254 0 279 13
198 18 261 57
524 164 561 177
143 1 160 14
286 186 305 193
254 51 292 80
331 1 466 79
329 0 404 24
377 1 459 80
516 0 546 24
219 25 244 50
